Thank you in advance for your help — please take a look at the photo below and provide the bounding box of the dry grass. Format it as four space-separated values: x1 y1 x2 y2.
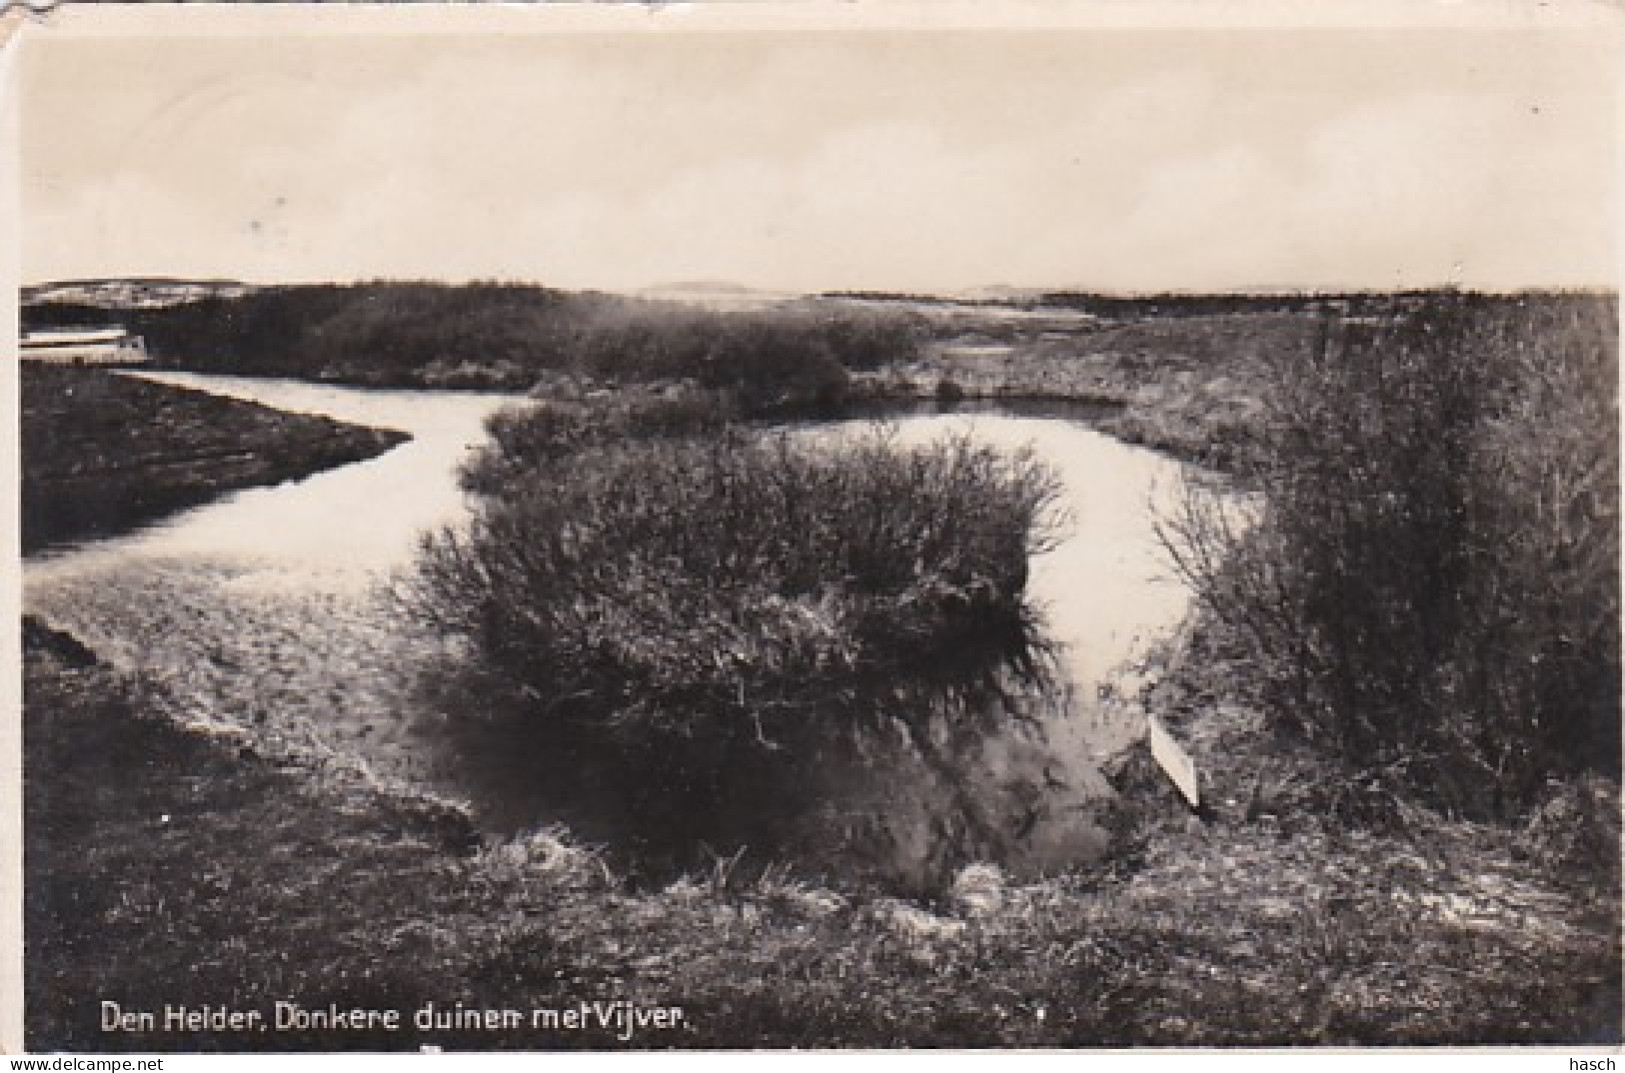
25 626 1619 1050
855 310 1311 468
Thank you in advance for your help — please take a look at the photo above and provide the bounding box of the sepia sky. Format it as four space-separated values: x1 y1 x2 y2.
17 5 1624 293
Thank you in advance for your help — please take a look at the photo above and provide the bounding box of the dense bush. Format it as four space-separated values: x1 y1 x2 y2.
571 309 857 410
409 399 1062 805
135 283 606 386
458 387 737 496
1163 295 1619 817
132 283 922 398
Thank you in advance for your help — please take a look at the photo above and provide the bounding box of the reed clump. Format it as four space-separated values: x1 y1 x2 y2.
1163 294 1619 817
410 391 1063 808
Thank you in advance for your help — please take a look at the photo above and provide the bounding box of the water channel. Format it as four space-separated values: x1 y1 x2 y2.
25 371 1198 889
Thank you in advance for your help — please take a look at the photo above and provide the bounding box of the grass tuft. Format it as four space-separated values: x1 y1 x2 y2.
407 394 1064 861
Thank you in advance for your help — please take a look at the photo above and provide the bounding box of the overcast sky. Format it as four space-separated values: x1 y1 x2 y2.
19 6 1623 293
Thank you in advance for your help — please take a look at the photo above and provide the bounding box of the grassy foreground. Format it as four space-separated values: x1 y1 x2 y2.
25 619 1618 1050
21 366 407 552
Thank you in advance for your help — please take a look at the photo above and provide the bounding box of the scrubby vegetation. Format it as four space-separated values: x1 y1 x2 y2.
22 282 1620 1048
408 390 1064 856
20 366 406 552
94 282 921 399
1162 293 1619 818
26 280 1465 470
877 309 1311 467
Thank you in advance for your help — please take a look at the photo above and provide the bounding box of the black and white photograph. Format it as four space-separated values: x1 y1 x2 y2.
7 1 1622 1054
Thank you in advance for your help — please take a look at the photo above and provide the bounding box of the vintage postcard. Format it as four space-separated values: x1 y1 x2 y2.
6 0 1621 1056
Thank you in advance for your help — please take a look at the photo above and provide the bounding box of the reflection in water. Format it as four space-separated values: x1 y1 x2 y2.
25 374 1197 891
789 415 1194 888
879 413 1191 700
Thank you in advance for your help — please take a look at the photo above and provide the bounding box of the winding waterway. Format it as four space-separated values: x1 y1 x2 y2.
25 371 1198 888
27 372 525 591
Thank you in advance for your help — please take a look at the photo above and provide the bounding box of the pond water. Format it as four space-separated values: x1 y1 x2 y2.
25 372 1198 891
790 411 1193 888
26 372 527 592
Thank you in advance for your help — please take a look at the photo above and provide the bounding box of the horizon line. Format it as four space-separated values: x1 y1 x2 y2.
21 276 1621 300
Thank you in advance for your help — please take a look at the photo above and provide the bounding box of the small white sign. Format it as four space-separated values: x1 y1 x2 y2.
1148 715 1200 808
